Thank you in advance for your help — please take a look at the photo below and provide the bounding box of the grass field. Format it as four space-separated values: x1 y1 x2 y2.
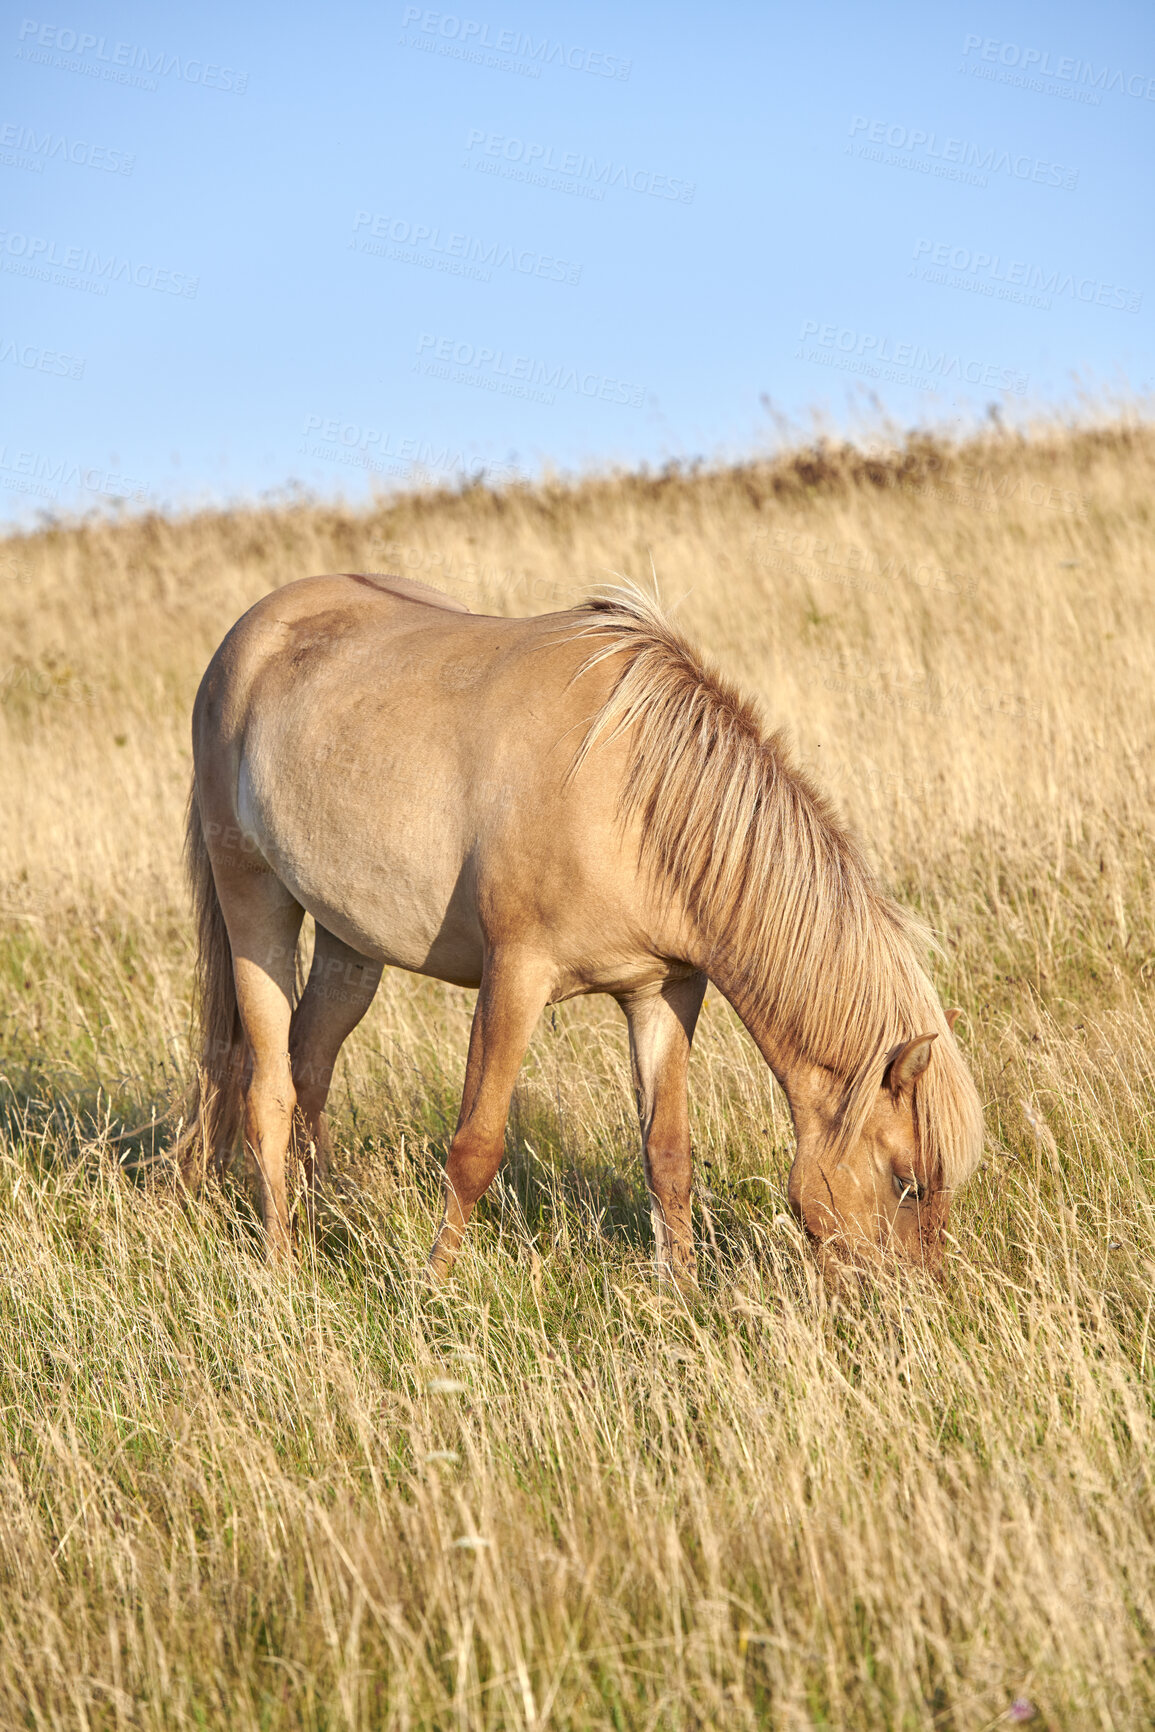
2 419 1154 1729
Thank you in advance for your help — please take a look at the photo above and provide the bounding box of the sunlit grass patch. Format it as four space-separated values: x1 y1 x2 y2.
2 418 1154 1726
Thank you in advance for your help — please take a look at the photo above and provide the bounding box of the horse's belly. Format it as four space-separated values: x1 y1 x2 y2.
236 747 486 987
303 883 485 987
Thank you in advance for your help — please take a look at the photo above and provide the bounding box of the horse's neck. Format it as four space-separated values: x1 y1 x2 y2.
705 965 841 1149
696 942 803 1094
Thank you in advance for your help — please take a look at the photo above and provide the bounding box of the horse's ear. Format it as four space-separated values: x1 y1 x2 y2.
946 1007 961 1033
885 1033 938 1094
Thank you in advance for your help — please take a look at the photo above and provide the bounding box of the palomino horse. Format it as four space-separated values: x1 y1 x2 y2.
177 574 983 1281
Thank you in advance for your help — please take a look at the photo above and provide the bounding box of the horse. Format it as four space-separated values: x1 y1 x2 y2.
176 573 983 1283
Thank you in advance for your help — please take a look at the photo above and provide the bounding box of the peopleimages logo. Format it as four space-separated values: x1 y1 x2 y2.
961 35 1155 101
912 239 1141 314
300 415 525 485
15 18 248 91
0 333 85 378
0 444 147 501
414 333 645 408
0 230 198 297
752 526 977 598
847 116 1078 190
399 7 631 79
351 210 581 285
796 320 1029 395
463 129 694 203
812 648 1041 726
0 119 134 174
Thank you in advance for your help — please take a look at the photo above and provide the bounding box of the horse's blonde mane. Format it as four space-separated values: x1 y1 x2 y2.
568 587 983 1192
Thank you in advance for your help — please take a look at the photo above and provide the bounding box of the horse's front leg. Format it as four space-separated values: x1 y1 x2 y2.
427 949 554 1280
620 973 707 1288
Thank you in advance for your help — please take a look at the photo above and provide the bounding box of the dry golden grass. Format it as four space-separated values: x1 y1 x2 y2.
1 419 1154 1728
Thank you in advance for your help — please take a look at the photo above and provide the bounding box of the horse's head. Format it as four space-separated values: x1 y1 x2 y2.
786 1028 953 1275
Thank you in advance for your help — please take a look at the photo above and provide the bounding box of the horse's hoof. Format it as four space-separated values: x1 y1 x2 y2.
426 1245 457 1284
656 1256 698 1296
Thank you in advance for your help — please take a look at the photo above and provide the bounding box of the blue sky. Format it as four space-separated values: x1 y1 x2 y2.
2 0 1152 523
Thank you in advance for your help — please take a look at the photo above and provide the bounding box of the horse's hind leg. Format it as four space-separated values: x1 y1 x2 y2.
211 864 304 1258
620 973 707 1288
428 950 554 1280
289 925 383 1223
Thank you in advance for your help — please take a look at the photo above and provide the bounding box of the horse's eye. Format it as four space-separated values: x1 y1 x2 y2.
892 1170 927 1204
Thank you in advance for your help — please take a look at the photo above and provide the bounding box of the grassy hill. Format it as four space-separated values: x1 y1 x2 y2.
1 420 1153 1728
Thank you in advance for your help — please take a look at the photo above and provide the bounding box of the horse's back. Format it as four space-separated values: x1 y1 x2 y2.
336 571 472 613
211 573 584 732
198 572 529 741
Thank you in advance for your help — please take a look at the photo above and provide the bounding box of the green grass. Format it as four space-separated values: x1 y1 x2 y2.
0 907 1153 1728
4 420 1155 1726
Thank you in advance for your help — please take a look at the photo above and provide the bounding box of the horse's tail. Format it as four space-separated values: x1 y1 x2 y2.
173 782 246 1187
